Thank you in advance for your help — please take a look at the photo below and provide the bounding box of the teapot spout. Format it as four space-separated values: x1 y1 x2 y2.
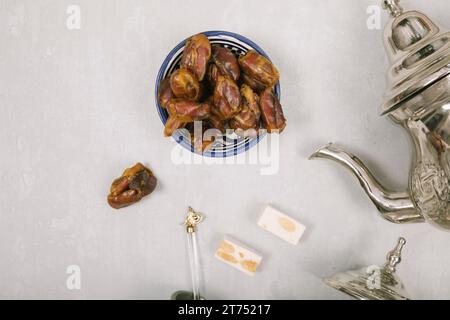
310 144 424 224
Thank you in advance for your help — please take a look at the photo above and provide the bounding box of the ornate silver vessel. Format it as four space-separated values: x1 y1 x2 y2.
311 0 450 231
325 238 410 300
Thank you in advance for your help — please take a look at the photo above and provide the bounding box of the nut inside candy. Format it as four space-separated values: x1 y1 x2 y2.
278 217 296 233
240 260 258 273
217 251 238 264
219 240 236 254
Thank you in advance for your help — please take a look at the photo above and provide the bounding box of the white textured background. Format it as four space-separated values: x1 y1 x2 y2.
1 0 450 300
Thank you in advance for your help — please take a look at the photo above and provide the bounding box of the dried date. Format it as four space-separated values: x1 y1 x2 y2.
170 69 201 101
239 50 279 88
259 87 286 133
181 34 211 81
167 99 211 122
213 76 242 120
107 163 157 209
211 45 240 81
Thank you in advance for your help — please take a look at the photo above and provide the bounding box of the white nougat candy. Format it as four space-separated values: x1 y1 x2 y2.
258 205 306 245
214 237 262 276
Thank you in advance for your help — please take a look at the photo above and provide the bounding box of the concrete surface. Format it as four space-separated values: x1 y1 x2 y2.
1 0 449 299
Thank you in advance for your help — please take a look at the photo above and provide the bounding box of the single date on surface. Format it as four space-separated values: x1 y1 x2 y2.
107 163 157 209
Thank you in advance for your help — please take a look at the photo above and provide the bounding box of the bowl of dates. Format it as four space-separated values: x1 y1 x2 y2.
155 31 285 158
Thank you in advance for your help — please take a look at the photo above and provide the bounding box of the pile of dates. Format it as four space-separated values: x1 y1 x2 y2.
158 33 286 152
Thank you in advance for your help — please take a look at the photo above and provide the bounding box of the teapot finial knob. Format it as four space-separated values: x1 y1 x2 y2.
384 237 406 273
382 0 404 17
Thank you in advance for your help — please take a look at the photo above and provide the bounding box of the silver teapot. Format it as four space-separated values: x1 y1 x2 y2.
311 0 450 231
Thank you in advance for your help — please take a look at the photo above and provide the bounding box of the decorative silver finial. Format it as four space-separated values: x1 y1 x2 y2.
382 0 404 17
384 237 406 273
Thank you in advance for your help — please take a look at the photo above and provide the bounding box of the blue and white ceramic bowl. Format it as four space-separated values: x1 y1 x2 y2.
155 30 281 158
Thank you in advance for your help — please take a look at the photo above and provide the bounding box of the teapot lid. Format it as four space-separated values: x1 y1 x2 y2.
381 0 450 115
324 238 411 300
